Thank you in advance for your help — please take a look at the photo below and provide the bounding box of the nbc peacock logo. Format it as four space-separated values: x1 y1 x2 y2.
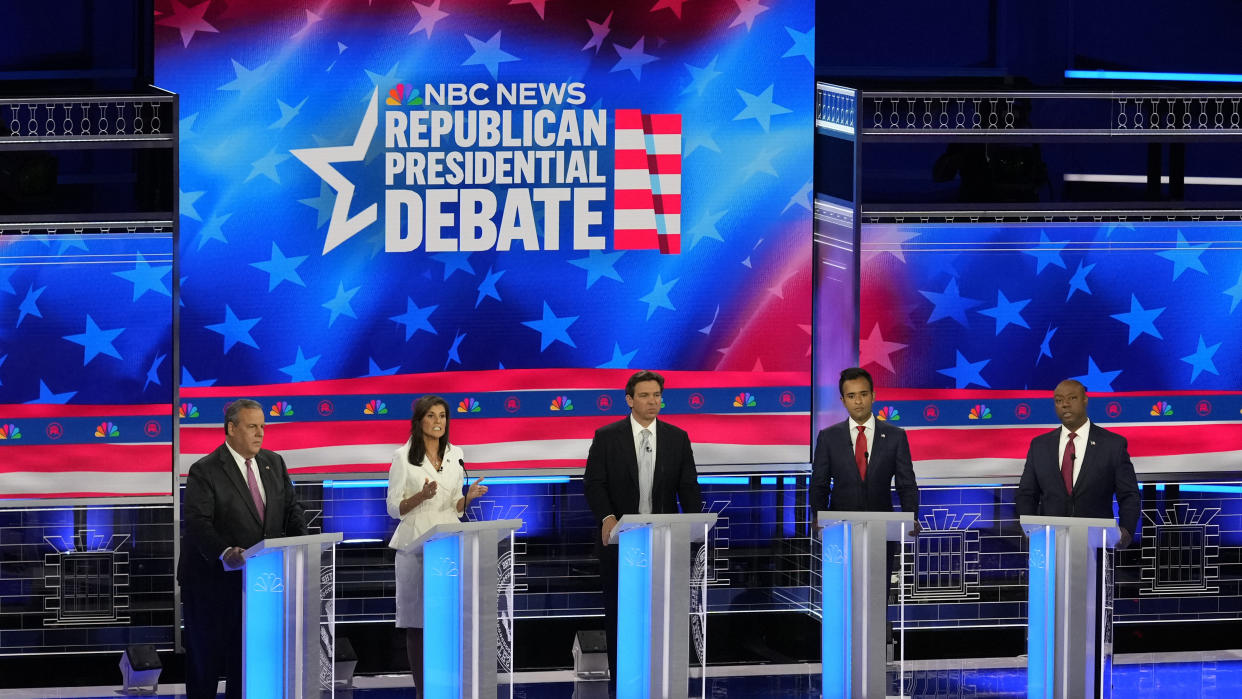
178 402 199 418
732 392 757 408
0 424 21 439
364 399 389 415
269 401 294 417
1150 400 1173 417
387 83 423 106
94 421 120 438
457 397 481 413
550 395 574 411
877 406 900 421
968 404 992 420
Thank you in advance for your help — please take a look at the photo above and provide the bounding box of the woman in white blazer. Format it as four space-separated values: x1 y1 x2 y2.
386 395 487 697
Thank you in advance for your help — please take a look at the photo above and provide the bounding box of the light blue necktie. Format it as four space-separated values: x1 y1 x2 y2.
638 428 654 515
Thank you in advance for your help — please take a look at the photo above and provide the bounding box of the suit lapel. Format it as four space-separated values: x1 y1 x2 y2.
837 421 862 483
651 422 669 497
1044 429 1070 496
620 421 640 490
1073 425 1100 494
221 447 264 526
870 420 891 472
255 452 279 527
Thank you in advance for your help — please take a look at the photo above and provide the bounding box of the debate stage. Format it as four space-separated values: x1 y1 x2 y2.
6 654 1242 698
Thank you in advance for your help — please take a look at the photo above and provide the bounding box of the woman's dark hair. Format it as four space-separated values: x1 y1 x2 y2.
407 395 450 466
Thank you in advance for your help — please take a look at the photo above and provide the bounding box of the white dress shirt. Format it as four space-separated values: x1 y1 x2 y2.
224 441 266 503
220 441 267 562
631 414 657 514
630 413 658 460
1058 420 1091 486
848 414 876 462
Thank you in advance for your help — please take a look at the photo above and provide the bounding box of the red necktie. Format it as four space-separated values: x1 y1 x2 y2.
246 458 265 522
854 425 867 480
1061 432 1077 494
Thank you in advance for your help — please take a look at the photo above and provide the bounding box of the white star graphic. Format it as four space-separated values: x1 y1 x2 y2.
859 323 907 373
862 226 919 264
290 89 379 254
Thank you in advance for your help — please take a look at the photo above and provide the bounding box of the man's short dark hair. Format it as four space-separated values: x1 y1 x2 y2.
838 367 873 397
625 370 665 397
223 399 262 433
1056 378 1087 395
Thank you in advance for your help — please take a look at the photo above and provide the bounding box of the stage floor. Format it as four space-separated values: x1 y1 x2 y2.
5 652 1241 698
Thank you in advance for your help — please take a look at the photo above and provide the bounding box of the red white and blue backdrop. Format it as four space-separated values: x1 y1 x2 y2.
0 235 174 498
150 0 814 484
858 220 1242 479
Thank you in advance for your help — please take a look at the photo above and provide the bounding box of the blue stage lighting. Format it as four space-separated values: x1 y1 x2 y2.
1066 69 1242 83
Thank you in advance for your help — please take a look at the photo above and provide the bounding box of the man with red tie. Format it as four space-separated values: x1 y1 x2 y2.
178 399 306 699
809 367 920 522
1016 379 1139 547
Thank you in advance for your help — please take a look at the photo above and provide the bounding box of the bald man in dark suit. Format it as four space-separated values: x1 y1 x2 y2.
1016 379 1139 547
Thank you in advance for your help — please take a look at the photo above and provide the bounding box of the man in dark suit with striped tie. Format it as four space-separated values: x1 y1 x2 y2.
178 398 306 699
809 367 921 522
1016 379 1139 547
583 370 702 680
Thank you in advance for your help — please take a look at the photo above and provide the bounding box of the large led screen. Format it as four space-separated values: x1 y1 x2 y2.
156 0 815 474
0 235 173 498
858 221 1242 479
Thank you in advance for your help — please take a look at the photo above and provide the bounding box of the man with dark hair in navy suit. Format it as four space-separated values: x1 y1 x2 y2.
810 367 920 657
584 369 702 680
810 367 920 522
1016 379 1140 547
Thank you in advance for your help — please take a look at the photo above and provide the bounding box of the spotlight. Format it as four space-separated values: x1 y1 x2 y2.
118 643 162 695
335 636 358 687
571 629 609 680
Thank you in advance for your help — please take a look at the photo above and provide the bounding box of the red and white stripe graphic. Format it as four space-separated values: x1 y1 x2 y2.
906 422 1242 480
178 369 809 477
613 109 681 254
0 403 171 500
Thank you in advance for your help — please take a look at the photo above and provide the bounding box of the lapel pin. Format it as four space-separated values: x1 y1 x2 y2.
1090 441 1096 446
881 434 887 438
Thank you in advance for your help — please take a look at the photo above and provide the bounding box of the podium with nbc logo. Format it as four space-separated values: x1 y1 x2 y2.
1021 515 1120 699
609 513 718 699
410 519 523 699
241 532 343 698
818 510 914 699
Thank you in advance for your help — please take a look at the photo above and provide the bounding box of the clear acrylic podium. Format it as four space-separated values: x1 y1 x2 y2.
410 519 522 699
609 513 718 699
818 510 914 699
242 532 343 698
1021 515 1120 699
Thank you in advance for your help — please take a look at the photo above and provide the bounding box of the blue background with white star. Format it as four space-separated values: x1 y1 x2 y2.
154 0 814 388
0 235 173 404
860 221 1242 392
